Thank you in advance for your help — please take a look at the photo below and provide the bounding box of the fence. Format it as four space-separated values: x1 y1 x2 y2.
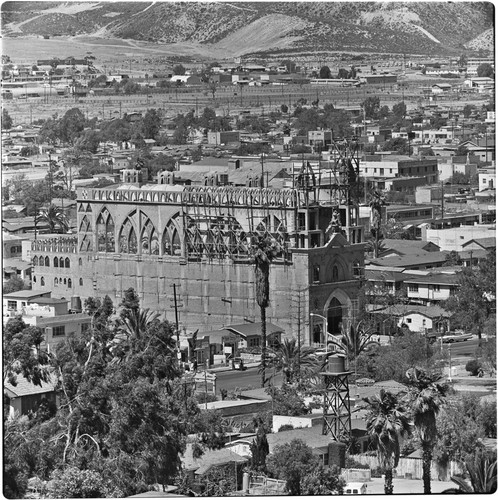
350 454 464 481
248 475 286 495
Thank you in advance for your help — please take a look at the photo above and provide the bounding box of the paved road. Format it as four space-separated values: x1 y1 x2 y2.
214 366 282 394
437 337 482 358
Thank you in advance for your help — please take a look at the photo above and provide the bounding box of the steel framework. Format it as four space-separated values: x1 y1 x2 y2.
321 370 353 442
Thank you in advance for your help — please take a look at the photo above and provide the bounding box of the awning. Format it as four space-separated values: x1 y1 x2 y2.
224 322 284 339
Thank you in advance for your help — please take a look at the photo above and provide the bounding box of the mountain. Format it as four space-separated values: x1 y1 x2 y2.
1 1 494 58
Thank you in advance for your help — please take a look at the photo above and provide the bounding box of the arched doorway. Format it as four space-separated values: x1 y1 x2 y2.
327 297 343 335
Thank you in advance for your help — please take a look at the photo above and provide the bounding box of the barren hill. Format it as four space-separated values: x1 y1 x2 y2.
1 1 494 57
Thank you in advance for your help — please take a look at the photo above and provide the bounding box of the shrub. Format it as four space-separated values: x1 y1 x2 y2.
465 359 482 376
371 466 387 478
345 457 370 469
278 424 295 432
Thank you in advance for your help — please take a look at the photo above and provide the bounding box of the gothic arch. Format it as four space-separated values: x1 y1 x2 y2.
162 215 182 256
97 207 115 252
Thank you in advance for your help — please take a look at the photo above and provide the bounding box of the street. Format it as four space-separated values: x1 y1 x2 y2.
438 336 483 359
213 366 282 394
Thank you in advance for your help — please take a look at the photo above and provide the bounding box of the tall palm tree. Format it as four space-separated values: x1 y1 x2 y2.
35 204 69 233
363 389 412 495
328 320 380 360
405 367 448 494
251 233 279 388
266 338 318 385
369 190 386 258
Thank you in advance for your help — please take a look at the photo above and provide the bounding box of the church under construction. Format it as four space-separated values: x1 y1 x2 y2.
31 139 367 345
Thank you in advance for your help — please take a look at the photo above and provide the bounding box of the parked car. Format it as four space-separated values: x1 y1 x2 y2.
232 357 245 370
441 331 472 343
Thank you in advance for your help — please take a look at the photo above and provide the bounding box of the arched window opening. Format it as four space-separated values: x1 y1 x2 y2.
33 256 39 266
54 278 58 286
68 278 72 288
65 257 70 268
59 257 64 268
79 278 83 286
97 208 115 252
44 256 50 267
54 257 59 268
41 277 45 286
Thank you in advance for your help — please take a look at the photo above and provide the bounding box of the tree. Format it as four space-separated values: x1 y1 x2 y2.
35 204 69 233
337 68 349 79
142 108 161 139
173 64 186 75
266 338 317 384
329 320 380 361
443 250 462 266
281 60 296 73
280 104 288 114
454 144 470 156
300 464 345 495
266 439 316 495
266 439 343 495
362 96 381 120
444 252 496 339
477 63 494 78
405 367 448 494
251 234 280 388
250 426 269 472
3 318 50 387
3 275 27 294
392 101 406 119
47 467 109 498
434 393 494 469
319 66 332 79
382 137 411 155
59 108 86 146
266 384 309 416
363 389 412 494
369 190 386 258
3 108 13 129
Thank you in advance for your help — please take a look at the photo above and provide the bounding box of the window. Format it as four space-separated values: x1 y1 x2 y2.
54 278 58 286
52 326 66 337
79 258 82 266
54 257 59 267
65 257 70 268
63 278 67 285
68 278 72 288
41 277 45 286
79 278 83 286
249 337 261 348
408 284 419 292
313 265 320 282
406 318 412 323
7 300 17 310
44 256 50 267
59 257 64 268
33 256 39 266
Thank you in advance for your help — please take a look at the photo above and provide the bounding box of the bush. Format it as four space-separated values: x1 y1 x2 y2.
371 466 386 478
345 457 370 469
278 424 295 432
465 359 482 376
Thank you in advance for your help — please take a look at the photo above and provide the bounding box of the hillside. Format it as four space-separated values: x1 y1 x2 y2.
1 1 494 57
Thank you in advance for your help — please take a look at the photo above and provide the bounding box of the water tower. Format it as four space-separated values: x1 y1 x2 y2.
320 353 352 442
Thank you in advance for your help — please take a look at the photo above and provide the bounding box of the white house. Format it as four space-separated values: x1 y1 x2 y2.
422 224 496 251
479 167 496 191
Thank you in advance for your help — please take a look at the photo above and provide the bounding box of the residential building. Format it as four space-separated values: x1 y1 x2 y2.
479 166 496 191
360 155 439 184
422 223 496 251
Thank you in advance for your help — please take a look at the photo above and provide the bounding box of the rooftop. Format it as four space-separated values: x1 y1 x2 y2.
3 290 50 299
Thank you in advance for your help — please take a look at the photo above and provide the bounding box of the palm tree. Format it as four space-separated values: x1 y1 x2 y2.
449 453 497 493
328 320 380 361
405 367 448 494
369 190 386 258
363 389 412 494
251 233 280 388
35 204 69 233
266 338 318 385
120 307 159 341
